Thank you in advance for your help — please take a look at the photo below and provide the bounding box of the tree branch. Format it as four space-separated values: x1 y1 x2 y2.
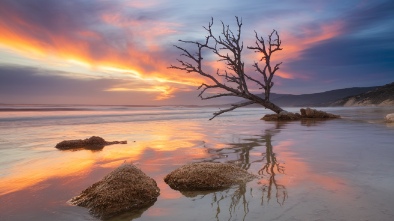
244 73 265 89
209 101 255 120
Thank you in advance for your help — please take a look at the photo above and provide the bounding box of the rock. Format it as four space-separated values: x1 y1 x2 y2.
386 113 394 123
261 112 301 121
55 136 127 150
300 108 340 119
262 108 340 121
69 164 160 219
279 110 290 115
300 108 306 116
164 162 257 191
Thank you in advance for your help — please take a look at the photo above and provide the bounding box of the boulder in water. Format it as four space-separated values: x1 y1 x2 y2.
55 136 127 150
300 108 340 119
69 164 160 219
262 112 301 121
261 108 340 121
164 162 256 191
386 113 394 123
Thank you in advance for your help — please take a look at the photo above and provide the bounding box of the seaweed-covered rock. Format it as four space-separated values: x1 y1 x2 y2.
386 113 394 123
55 136 127 150
262 112 301 121
164 162 256 191
69 164 160 219
300 108 340 119
261 108 340 121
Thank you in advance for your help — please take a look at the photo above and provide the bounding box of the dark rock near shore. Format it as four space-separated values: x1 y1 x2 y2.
300 108 340 119
262 111 301 121
164 162 256 191
55 136 126 150
69 164 160 219
262 108 340 121
386 113 394 123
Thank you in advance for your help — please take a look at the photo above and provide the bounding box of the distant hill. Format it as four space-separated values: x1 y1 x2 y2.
229 83 394 107
268 87 378 107
331 82 394 106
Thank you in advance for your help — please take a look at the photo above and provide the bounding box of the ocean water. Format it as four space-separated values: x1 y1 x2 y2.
0 105 394 221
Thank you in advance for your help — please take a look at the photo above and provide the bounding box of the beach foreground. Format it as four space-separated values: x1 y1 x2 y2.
0 106 394 221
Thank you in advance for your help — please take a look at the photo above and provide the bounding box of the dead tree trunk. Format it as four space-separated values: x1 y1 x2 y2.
169 17 285 120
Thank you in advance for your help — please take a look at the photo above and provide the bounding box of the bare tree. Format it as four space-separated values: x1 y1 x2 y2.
170 17 285 120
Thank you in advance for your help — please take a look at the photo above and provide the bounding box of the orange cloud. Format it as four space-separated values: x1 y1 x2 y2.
286 22 342 57
248 21 343 80
105 85 179 100
100 11 181 51
280 22 343 78
0 7 202 97
0 1 343 99
154 86 178 100
205 21 343 81
274 70 295 79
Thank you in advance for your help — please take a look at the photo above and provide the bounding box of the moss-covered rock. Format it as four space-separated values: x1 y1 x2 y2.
69 164 160 219
55 136 126 150
262 108 340 121
300 108 340 119
262 112 301 121
164 162 256 191
386 113 394 123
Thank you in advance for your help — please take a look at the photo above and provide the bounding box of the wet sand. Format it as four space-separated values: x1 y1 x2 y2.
0 106 394 220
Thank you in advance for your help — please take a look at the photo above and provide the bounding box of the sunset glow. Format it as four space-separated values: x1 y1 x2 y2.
0 0 393 104
1 2 393 220
0 120 209 196
273 140 347 192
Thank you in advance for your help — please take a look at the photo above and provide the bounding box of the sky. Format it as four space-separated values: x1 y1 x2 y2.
0 0 393 105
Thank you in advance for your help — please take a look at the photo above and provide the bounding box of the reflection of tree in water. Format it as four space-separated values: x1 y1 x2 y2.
258 130 287 206
181 182 251 221
212 184 249 221
200 122 288 220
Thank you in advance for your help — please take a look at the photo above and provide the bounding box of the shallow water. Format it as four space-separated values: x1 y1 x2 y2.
0 105 394 221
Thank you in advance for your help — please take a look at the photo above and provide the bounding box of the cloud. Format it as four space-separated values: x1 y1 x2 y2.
0 0 202 88
279 0 394 90
341 1 394 35
0 65 237 105
105 84 180 100
1 0 393 102
0 65 196 105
